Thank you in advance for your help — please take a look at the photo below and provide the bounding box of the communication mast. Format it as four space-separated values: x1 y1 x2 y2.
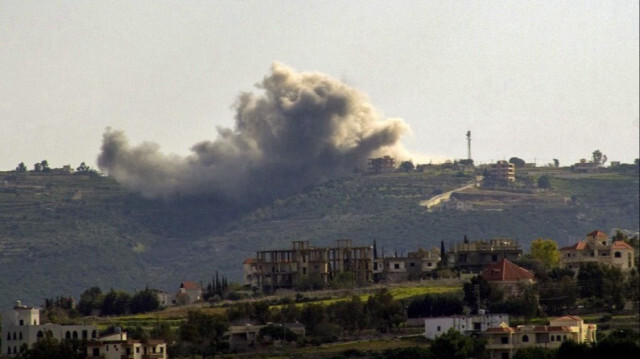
466 131 471 160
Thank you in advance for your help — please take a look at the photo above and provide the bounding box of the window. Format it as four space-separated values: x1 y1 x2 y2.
474 322 481 330
394 263 400 269
19 320 24 326
522 335 529 342
136 347 140 353
492 254 498 261
615 252 621 258
501 336 509 344
427 262 432 267
556 335 561 341
82 330 88 339
551 335 554 342
19 332 22 340
437 326 441 331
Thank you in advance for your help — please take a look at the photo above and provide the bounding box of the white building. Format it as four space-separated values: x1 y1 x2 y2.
425 312 509 339
86 330 167 359
1 301 98 357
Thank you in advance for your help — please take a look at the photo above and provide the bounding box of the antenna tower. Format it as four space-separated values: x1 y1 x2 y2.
466 131 471 160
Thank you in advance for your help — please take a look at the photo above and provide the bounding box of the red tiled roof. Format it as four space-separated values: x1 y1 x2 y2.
611 241 634 250
180 281 201 290
554 315 582 321
243 257 257 265
560 241 588 251
587 230 607 238
481 258 535 282
485 326 514 333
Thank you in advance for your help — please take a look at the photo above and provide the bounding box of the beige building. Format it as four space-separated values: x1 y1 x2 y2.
484 316 597 359
491 160 516 182
86 331 167 359
368 156 395 173
559 230 636 273
248 240 372 289
373 247 440 282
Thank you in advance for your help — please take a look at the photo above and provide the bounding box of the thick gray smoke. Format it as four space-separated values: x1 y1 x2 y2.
98 63 410 203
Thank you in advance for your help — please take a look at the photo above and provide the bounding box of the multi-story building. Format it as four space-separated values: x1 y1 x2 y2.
484 316 597 359
1 301 98 357
447 237 523 272
559 230 636 273
491 160 516 182
368 156 395 173
247 240 373 289
86 330 167 359
425 311 509 339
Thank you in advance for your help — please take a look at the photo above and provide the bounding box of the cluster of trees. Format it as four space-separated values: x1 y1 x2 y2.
13 161 95 173
76 287 160 316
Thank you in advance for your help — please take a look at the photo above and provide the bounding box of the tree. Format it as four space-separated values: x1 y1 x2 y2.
429 328 482 359
537 175 551 189
15 162 27 172
76 162 91 173
179 310 228 358
592 150 607 166
399 160 415 172
514 346 555 359
101 290 131 316
463 275 492 312
77 287 104 316
130 288 160 314
365 289 405 333
530 238 560 269
509 157 526 168
553 159 560 168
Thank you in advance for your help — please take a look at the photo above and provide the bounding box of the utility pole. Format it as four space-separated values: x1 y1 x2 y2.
466 131 471 161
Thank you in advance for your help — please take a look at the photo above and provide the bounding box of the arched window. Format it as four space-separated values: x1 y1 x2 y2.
12 332 16 340
65 331 71 339
6 333 10 341
615 251 621 258
556 335 561 341
522 335 529 342
18 332 22 340
72 331 78 339
37 331 44 339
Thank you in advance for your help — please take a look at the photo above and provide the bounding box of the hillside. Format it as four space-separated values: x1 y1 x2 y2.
1 166 638 308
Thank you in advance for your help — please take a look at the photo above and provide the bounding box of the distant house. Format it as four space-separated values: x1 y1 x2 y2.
559 230 636 273
447 237 523 273
151 289 174 307
425 312 509 340
481 258 535 298
484 316 597 359
228 322 305 350
86 330 167 359
1 301 98 357
176 281 203 305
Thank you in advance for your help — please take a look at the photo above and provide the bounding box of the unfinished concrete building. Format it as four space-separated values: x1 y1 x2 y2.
249 240 373 289
447 237 523 273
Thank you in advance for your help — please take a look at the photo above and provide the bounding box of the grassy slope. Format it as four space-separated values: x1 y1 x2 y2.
1 167 638 308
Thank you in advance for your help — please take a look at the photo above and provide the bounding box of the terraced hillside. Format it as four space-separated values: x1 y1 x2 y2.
0 166 638 308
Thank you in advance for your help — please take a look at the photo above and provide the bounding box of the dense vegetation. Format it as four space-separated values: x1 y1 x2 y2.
1 165 638 308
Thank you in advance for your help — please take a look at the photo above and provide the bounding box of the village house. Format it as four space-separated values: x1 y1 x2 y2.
86 329 167 359
175 281 203 305
1 301 98 357
484 316 597 359
373 247 441 282
368 155 395 173
481 258 535 299
227 322 305 350
447 237 523 273
491 160 516 182
424 311 509 340
559 230 636 273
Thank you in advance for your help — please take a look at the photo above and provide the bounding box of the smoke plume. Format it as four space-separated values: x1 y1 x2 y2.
98 63 410 203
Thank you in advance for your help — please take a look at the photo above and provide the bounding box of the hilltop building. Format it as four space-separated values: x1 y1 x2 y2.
1 301 98 357
559 230 636 273
368 156 395 173
484 316 597 359
491 160 516 182
446 237 523 272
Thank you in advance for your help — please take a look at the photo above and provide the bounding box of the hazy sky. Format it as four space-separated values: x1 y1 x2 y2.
1 0 638 172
